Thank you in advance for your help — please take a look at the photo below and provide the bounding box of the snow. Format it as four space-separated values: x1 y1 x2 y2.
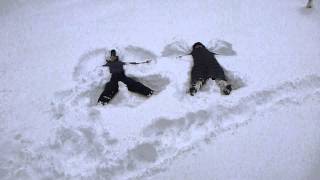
0 0 319 180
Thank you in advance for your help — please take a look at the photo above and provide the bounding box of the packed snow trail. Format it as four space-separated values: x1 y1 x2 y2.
2 72 318 179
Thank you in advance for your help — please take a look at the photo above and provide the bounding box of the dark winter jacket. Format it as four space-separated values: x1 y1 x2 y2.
104 61 125 74
190 43 226 83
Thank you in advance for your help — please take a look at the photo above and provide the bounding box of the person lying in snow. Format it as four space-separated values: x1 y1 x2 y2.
189 42 232 96
98 49 154 105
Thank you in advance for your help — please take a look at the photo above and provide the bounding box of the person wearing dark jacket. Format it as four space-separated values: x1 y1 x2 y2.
98 49 153 105
189 42 232 96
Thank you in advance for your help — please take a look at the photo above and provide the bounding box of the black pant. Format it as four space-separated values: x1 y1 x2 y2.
98 73 153 104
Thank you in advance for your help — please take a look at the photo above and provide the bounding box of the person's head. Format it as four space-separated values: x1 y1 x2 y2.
192 42 205 50
110 49 119 61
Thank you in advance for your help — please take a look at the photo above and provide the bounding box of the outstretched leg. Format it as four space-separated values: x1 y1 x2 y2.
98 80 119 105
189 78 206 96
215 79 232 95
121 76 153 96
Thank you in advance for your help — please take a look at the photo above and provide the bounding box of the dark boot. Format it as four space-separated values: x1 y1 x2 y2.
223 84 232 95
189 80 204 96
215 79 232 95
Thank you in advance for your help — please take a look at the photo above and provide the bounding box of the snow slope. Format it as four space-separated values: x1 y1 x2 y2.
0 0 319 179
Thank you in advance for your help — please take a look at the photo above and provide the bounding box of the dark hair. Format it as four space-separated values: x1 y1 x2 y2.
110 49 117 56
192 42 205 50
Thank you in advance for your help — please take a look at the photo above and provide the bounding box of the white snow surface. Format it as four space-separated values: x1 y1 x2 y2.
0 0 320 180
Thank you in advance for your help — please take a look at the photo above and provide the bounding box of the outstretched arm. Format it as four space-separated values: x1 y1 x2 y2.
176 53 191 59
125 59 152 65
102 61 110 66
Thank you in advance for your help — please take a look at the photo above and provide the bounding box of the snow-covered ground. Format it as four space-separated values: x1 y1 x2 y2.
0 0 319 179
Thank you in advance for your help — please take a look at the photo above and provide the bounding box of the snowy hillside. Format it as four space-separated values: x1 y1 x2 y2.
0 0 319 180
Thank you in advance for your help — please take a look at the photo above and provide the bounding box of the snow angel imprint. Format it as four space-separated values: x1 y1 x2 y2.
98 49 154 105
